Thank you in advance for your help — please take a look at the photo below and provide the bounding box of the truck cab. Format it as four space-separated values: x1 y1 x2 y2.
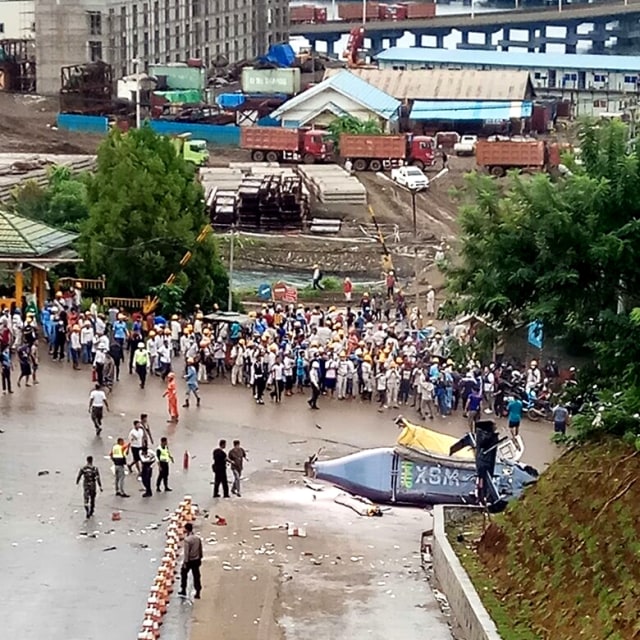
172 133 209 166
301 129 333 163
407 136 436 169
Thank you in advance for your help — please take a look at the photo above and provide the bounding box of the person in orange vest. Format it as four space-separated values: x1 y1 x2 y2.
162 372 179 423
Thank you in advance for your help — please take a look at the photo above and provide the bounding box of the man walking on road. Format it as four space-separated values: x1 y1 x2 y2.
127 420 146 474
307 361 321 410
156 437 174 492
110 437 129 497
212 439 229 498
228 440 248 497
88 383 109 436
178 522 203 599
134 342 149 389
183 358 201 408
76 455 103 518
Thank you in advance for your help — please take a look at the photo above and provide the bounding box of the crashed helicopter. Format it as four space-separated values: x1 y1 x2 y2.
304 416 539 513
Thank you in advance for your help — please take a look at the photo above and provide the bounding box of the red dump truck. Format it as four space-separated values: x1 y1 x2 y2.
340 133 436 171
240 126 333 163
476 139 564 176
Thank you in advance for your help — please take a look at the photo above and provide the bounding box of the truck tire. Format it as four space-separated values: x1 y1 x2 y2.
490 166 505 177
411 159 424 170
353 159 367 171
368 159 382 172
265 151 279 163
302 153 316 164
252 150 265 162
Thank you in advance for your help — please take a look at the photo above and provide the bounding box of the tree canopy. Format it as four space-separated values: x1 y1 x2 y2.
8 165 89 232
78 126 228 311
447 120 640 441
327 115 382 152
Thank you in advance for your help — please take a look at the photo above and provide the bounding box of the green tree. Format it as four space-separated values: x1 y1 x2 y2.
446 120 640 440
78 126 228 311
327 115 383 152
8 165 89 232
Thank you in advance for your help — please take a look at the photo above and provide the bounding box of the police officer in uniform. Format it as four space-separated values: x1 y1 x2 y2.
140 444 156 497
76 455 103 518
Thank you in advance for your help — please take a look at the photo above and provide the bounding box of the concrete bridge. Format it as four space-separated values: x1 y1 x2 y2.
290 0 640 54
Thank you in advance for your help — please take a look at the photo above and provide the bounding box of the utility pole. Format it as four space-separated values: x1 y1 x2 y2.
133 58 141 129
227 228 235 311
411 189 418 239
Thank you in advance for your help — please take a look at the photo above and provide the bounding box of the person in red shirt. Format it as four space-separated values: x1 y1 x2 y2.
343 277 353 303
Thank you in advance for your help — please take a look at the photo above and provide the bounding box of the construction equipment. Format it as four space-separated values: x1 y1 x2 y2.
0 39 36 93
368 204 394 273
171 133 209 165
340 133 436 171
59 61 116 115
476 139 564 177
240 127 333 164
143 225 212 314
343 27 366 68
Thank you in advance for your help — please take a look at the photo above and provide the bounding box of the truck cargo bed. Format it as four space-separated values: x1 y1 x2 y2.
476 140 545 168
340 134 406 159
241 127 300 151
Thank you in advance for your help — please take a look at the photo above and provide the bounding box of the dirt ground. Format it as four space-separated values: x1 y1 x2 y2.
188 443 452 640
0 92 103 154
2 89 469 292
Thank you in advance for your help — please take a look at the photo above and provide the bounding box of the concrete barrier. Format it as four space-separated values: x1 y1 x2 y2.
432 505 502 640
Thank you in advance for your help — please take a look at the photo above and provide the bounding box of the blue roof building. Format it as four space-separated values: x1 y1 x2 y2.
375 48 640 117
270 70 401 131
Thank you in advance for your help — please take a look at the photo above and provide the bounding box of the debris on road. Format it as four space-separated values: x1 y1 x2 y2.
102 546 117 552
37 470 49 476
250 524 287 532
215 515 227 526
111 511 122 521
334 493 383 517
287 524 306 537
288 440 307 445
315 424 322 429
302 478 324 492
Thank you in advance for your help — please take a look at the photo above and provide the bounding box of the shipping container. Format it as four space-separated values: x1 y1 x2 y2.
149 64 205 90
402 2 436 19
241 67 301 96
340 134 406 159
379 4 408 20
314 7 327 22
338 3 379 21
290 5 315 23
531 104 551 134
476 140 546 176
241 127 301 152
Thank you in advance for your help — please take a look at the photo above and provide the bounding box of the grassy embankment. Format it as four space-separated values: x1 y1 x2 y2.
447 440 640 640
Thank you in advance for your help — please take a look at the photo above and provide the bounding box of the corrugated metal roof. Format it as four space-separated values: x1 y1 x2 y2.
0 210 78 258
376 47 640 73
271 70 400 121
410 100 533 121
324 67 532 101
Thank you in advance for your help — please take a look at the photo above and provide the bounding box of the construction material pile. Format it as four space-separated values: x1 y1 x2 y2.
201 163 309 232
297 164 367 206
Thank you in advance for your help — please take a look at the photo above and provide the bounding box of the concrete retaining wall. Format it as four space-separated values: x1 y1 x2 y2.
432 505 502 640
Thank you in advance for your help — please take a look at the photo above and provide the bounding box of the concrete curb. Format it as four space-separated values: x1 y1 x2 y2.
432 505 502 640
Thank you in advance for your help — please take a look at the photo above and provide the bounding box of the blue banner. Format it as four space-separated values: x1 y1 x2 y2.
528 321 543 350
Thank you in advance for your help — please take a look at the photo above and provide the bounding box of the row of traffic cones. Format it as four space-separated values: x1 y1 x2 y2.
137 495 195 639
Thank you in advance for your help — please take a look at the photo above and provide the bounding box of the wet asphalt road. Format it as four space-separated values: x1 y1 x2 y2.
0 359 558 640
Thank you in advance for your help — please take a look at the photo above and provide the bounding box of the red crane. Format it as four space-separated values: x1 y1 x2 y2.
343 26 365 68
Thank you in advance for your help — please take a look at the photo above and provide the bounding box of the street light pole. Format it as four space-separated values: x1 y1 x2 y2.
411 189 417 239
133 58 141 129
227 228 235 311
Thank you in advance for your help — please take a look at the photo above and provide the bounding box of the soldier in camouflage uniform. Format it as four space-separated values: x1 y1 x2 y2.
76 455 103 518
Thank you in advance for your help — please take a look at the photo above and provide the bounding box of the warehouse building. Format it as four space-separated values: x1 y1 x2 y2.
270 70 401 131
324 67 535 133
34 0 289 94
375 47 640 117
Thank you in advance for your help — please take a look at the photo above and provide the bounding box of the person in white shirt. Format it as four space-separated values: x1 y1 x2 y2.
93 346 107 387
88 383 109 435
128 420 147 474
80 321 94 364
270 357 285 403
157 341 172 380
146 331 158 374
70 324 82 370
170 315 181 356
230 342 245 386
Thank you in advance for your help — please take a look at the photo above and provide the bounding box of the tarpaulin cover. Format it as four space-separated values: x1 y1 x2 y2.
154 90 202 104
258 43 296 68
396 421 474 460
410 100 533 121
216 93 246 109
